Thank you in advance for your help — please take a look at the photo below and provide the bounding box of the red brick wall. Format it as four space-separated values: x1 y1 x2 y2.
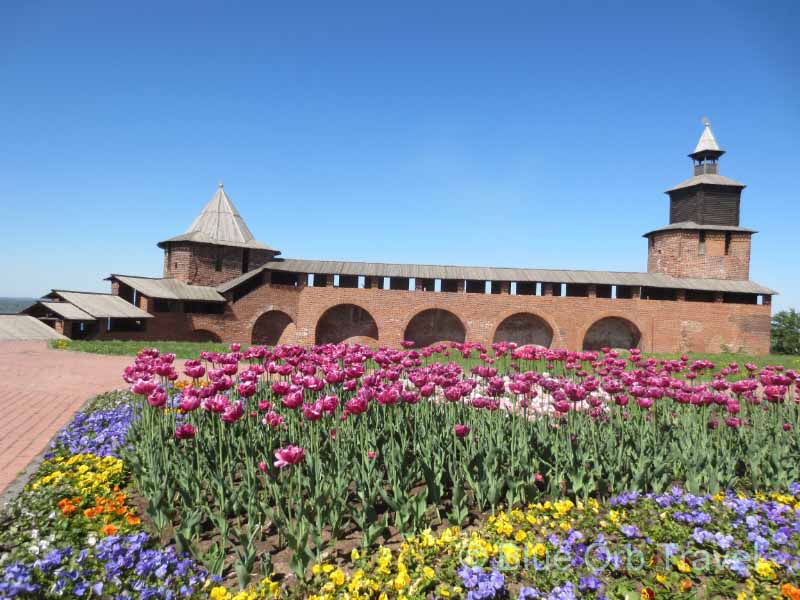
161 243 276 286
104 281 770 354
647 231 752 280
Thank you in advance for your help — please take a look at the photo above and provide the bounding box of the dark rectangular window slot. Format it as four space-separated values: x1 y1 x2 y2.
312 274 329 287
516 282 537 296
465 280 485 294
184 301 225 314
389 277 410 290
107 318 146 332
489 281 502 294
270 271 300 287
686 289 716 303
642 287 677 301
440 279 459 293
338 274 359 288
152 298 177 312
596 284 612 298
242 249 250 273
723 292 758 305
566 284 588 297
215 248 223 271
417 278 435 291
615 286 633 299
724 232 731 255
698 231 706 255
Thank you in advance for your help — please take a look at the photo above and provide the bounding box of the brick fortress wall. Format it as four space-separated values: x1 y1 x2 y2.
100 277 772 354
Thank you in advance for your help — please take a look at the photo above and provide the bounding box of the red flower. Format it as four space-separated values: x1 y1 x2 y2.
174 423 196 440
454 424 470 438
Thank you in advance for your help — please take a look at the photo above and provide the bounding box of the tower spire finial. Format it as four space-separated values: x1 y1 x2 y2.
219 181 224 189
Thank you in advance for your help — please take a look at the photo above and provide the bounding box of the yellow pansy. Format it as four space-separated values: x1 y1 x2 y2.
500 543 521 566
210 587 231 600
754 558 777 580
329 569 345 587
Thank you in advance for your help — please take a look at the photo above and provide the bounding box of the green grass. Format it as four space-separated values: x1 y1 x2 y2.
643 351 800 370
49 338 800 370
49 338 231 359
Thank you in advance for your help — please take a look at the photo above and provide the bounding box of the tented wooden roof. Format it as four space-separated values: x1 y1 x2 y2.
109 275 226 302
158 184 279 252
46 291 153 319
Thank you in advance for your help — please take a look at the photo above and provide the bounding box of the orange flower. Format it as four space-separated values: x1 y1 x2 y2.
58 498 78 516
126 514 141 526
680 580 692 592
84 507 98 519
101 524 118 536
782 584 800 600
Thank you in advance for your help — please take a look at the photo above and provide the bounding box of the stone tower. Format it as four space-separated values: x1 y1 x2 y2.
645 121 755 280
158 184 280 286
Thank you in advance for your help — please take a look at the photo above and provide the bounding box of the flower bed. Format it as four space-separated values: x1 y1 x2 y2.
0 393 219 599
2 342 800 599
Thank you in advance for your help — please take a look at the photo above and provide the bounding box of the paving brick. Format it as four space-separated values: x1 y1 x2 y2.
0 341 134 494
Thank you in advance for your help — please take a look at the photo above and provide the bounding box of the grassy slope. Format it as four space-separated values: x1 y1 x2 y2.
49 338 800 369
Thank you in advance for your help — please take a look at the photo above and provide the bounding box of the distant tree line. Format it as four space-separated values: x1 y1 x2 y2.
772 308 800 355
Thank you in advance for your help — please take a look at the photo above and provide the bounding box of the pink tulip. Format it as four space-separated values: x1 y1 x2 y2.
203 394 229 413
274 445 306 469
174 423 196 440
344 396 368 416
179 390 201 412
281 391 304 410
554 400 570 414
147 387 167 408
454 424 470 438
132 378 157 396
303 402 323 421
272 381 290 396
262 411 285 428
221 401 244 423
367 451 377 460
320 395 339 413
238 381 257 398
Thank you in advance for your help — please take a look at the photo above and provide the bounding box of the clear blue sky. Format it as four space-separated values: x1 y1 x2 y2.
1 1 798 309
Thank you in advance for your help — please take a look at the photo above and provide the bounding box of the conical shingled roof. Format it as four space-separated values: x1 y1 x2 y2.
694 122 721 154
158 184 279 252
689 121 725 160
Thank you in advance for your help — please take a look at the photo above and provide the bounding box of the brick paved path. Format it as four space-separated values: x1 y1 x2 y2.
0 341 137 494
